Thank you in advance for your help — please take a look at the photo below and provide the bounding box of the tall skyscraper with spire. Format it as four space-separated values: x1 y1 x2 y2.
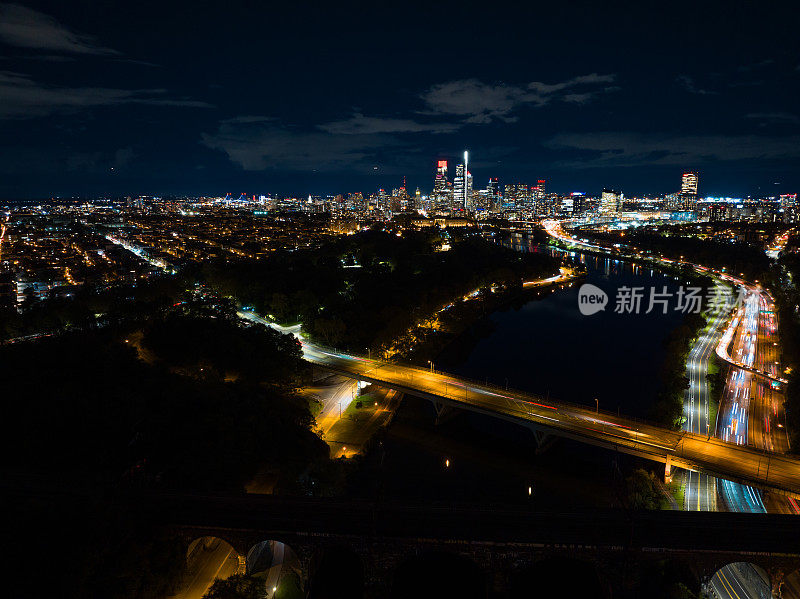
453 150 473 211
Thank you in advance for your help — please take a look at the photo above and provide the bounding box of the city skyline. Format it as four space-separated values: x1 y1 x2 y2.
0 1 798 199
5 157 793 205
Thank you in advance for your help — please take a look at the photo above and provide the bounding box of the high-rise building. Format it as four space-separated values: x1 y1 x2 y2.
463 150 470 209
532 180 547 215
453 155 474 211
465 171 473 210
681 172 699 195
561 192 587 216
504 184 517 207
503 183 533 209
432 160 451 208
453 168 474 211
781 194 798 223
454 164 465 207
600 189 620 214
679 172 699 210
516 184 532 210
534 180 546 200
487 178 499 202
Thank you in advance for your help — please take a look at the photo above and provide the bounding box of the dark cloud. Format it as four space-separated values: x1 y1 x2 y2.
0 71 212 118
675 75 716 95
546 132 800 168
320 113 459 135
202 118 398 171
563 93 596 104
0 3 119 55
420 74 617 123
112 147 135 169
527 73 617 95
746 112 800 125
737 59 775 72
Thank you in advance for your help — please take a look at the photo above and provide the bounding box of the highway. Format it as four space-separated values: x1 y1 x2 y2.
716 293 788 386
542 220 793 450
682 292 726 512
542 218 796 596
707 288 769 596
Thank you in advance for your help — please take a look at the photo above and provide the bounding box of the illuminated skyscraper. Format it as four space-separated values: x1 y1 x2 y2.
463 150 470 209
534 180 546 200
600 188 620 214
487 178 500 208
432 160 450 208
454 164 465 203
681 172 698 195
504 183 531 208
454 159 474 211
679 171 699 210
533 180 546 215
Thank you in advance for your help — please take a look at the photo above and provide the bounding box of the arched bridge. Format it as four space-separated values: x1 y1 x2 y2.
161 493 800 598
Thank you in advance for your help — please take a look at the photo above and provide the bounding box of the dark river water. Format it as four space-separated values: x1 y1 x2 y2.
451 234 690 419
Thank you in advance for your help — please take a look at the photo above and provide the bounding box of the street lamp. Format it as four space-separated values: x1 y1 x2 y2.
595 398 599 414
428 360 434 373
366 347 371 360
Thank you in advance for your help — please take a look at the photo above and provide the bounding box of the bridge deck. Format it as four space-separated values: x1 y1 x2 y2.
305 347 800 497
160 493 800 554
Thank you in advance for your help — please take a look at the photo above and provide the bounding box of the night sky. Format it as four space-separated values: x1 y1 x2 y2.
0 0 798 199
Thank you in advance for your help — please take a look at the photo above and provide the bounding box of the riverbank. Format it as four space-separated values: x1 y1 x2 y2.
395 267 584 371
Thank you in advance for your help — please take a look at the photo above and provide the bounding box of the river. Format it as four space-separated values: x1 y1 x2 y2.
449 234 691 420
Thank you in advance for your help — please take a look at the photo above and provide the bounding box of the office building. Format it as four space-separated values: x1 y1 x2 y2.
600 189 620 214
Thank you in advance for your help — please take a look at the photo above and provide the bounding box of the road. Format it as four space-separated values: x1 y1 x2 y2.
172 537 240 599
716 292 788 386
302 375 359 437
710 562 772 599
682 295 727 512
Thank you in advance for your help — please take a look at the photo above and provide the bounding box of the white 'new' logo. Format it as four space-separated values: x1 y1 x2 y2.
578 283 608 315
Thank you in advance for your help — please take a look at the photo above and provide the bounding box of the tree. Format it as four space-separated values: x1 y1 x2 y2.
623 468 665 510
203 575 266 599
